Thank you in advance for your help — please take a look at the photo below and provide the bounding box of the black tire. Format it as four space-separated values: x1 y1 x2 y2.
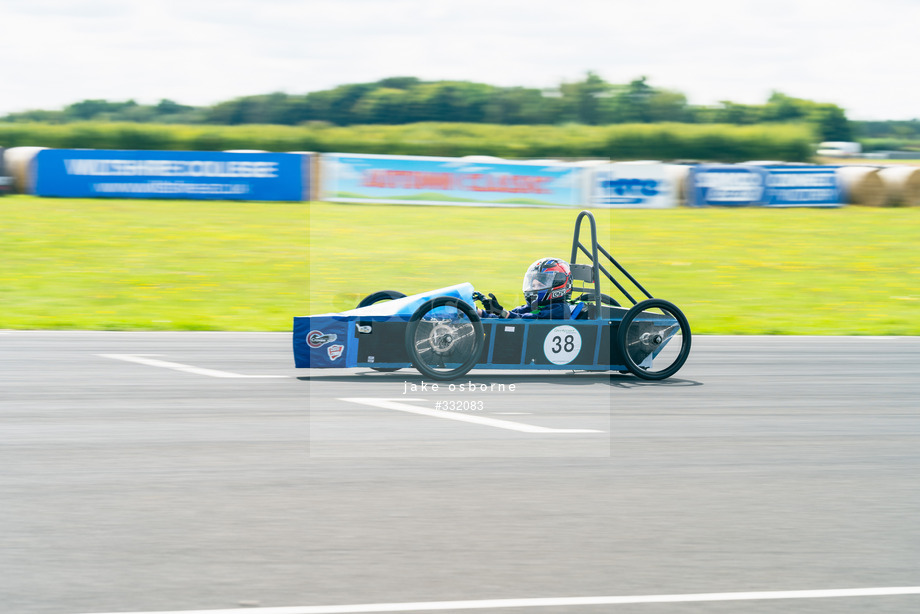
617 298 691 381
575 292 621 307
357 290 407 308
405 296 484 381
357 290 407 372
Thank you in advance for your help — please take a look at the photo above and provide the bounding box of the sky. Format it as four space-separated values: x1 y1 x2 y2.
3 0 918 121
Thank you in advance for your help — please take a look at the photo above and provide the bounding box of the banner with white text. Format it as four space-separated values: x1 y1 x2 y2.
35 149 310 201
688 164 843 207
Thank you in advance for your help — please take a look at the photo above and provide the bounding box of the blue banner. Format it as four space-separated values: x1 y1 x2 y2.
322 153 580 207
688 165 768 206
689 164 842 207
35 149 310 201
762 166 842 206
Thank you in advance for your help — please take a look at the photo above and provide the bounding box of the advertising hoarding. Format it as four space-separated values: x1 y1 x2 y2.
688 164 842 207
762 166 842 206
0 147 12 195
583 162 676 208
321 153 580 207
35 149 310 201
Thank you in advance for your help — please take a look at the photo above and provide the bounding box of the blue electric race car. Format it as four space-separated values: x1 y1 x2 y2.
293 211 691 380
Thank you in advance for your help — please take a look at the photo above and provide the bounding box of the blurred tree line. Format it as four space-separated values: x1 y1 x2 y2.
851 119 920 152
0 121 815 162
2 73 866 141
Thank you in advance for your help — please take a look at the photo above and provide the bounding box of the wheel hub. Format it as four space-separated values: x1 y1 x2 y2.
428 323 458 354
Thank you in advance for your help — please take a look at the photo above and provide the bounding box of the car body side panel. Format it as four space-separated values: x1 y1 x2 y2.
293 316 355 368
295 317 628 371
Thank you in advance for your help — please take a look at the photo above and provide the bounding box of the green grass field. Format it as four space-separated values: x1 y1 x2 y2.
1 196 307 330
2 196 918 334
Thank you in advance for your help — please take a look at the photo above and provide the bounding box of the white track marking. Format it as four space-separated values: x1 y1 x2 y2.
97 354 288 378
339 398 602 433
76 586 920 614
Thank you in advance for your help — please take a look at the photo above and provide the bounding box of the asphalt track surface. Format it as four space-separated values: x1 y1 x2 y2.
1 331 919 614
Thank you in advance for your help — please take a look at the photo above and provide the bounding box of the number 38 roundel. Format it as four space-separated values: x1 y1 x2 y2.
543 325 582 365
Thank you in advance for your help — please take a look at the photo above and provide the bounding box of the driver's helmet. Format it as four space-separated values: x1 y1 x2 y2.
522 258 573 306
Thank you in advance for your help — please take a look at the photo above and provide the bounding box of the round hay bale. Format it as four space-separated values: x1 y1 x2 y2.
3 146 46 194
835 166 886 207
664 164 691 206
878 166 920 207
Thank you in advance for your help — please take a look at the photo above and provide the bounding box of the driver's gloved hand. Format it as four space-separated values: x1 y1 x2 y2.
481 293 504 315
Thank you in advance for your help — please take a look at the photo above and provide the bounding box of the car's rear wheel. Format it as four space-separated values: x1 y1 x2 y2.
617 299 691 380
357 290 407 308
406 296 484 381
574 292 620 307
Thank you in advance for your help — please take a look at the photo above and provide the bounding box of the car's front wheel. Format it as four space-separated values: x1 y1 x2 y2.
405 296 484 381
617 298 691 380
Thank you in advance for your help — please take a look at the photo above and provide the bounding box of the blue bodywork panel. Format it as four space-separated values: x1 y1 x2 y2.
293 284 475 368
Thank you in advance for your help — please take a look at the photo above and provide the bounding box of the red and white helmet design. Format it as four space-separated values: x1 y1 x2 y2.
522 258 573 306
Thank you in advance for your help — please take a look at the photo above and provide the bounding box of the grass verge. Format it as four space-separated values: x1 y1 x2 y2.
2 196 918 334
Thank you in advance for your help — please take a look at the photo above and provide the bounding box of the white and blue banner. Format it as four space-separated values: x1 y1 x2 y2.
688 164 842 207
583 162 676 208
762 165 842 206
0 147 12 195
35 149 310 201
321 153 580 207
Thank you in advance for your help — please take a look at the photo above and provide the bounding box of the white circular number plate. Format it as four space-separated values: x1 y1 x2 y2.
543 325 582 365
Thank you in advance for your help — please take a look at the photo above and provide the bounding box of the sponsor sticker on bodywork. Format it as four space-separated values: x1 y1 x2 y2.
327 345 344 361
307 330 338 348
